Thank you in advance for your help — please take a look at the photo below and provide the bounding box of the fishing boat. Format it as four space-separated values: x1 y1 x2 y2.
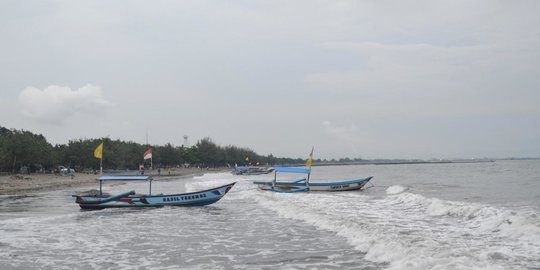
232 166 274 175
73 175 236 210
253 167 373 192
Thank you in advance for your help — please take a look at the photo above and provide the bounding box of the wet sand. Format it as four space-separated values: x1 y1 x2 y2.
0 167 222 195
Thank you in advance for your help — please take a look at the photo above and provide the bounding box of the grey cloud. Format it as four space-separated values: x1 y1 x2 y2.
0 1 539 159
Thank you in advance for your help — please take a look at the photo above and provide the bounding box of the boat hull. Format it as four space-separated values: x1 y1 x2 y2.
232 166 274 175
74 182 236 210
253 177 372 192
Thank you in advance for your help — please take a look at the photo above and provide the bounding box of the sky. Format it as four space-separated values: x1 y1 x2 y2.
0 1 539 160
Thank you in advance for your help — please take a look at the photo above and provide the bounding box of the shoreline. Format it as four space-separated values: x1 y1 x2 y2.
0 167 227 196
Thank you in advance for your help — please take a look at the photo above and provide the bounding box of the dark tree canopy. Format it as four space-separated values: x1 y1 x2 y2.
0 125 305 173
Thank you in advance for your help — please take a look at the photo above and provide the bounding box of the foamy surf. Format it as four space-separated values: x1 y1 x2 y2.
386 185 408 195
227 179 540 270
1 161 539 270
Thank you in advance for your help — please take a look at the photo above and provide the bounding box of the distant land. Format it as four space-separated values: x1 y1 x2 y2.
1 125 538 173
288 157 540 167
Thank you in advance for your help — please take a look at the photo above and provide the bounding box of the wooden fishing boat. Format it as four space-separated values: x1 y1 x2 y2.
232 166 274 175
73 175 236 210
252 167 372 192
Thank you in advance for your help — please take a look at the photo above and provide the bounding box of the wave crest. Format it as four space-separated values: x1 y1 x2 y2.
386 185 408 195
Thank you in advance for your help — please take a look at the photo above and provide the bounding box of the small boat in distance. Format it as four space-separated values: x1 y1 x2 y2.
232 166 274 175
253 167 373 193
73 175 236 210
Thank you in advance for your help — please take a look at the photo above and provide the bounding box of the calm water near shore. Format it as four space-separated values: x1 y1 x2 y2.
0 160 539 269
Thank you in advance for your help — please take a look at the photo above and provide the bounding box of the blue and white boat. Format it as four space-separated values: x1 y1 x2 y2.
232 166 274 175
73 175 236 210
253 167 372 193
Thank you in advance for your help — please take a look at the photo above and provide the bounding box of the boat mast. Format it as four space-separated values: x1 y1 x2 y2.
146 128 153 173
306 146 314 189
272 170 277 189
100 154 103 175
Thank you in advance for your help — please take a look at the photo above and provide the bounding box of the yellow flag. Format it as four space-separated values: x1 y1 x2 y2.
94 143 103 159
306 146 314 168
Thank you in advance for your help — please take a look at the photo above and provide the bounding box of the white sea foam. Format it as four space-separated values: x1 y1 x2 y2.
237 180 540 270
392 190 540 242
187 172 241 192
386 185 408 195
1 167 539 270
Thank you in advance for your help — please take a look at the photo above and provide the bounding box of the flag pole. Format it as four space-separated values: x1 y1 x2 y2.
94 141 104 175
306 146 314 187
143 147 153 175
101 140 104 175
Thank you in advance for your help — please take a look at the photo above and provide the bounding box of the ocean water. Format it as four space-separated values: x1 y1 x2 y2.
0 160 539 269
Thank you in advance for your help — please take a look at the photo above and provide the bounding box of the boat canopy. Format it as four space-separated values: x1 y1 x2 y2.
98 175 153 181
274 167 311 174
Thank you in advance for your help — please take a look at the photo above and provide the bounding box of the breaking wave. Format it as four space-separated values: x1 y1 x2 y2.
241 182 540 269
385 185 408 195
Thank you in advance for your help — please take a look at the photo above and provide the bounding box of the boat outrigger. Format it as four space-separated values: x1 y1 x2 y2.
73 175 236 210
253 167 372 193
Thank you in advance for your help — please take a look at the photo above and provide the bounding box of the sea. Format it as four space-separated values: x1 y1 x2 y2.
0 160 539 270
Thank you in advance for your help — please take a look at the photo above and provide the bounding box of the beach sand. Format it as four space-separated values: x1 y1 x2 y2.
0 167 221 195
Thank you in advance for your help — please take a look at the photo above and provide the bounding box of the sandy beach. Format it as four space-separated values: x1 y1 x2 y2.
0 167 222 195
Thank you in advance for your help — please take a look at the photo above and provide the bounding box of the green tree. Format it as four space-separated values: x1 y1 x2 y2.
0 127 53 173
0 125 312 172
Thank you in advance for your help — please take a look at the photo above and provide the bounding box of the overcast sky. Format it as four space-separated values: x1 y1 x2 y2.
1 1 539 159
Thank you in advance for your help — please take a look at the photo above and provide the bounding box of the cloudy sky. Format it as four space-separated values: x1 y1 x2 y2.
1 1 539 159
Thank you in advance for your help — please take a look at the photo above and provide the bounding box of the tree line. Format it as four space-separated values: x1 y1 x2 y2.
0 126 306 174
